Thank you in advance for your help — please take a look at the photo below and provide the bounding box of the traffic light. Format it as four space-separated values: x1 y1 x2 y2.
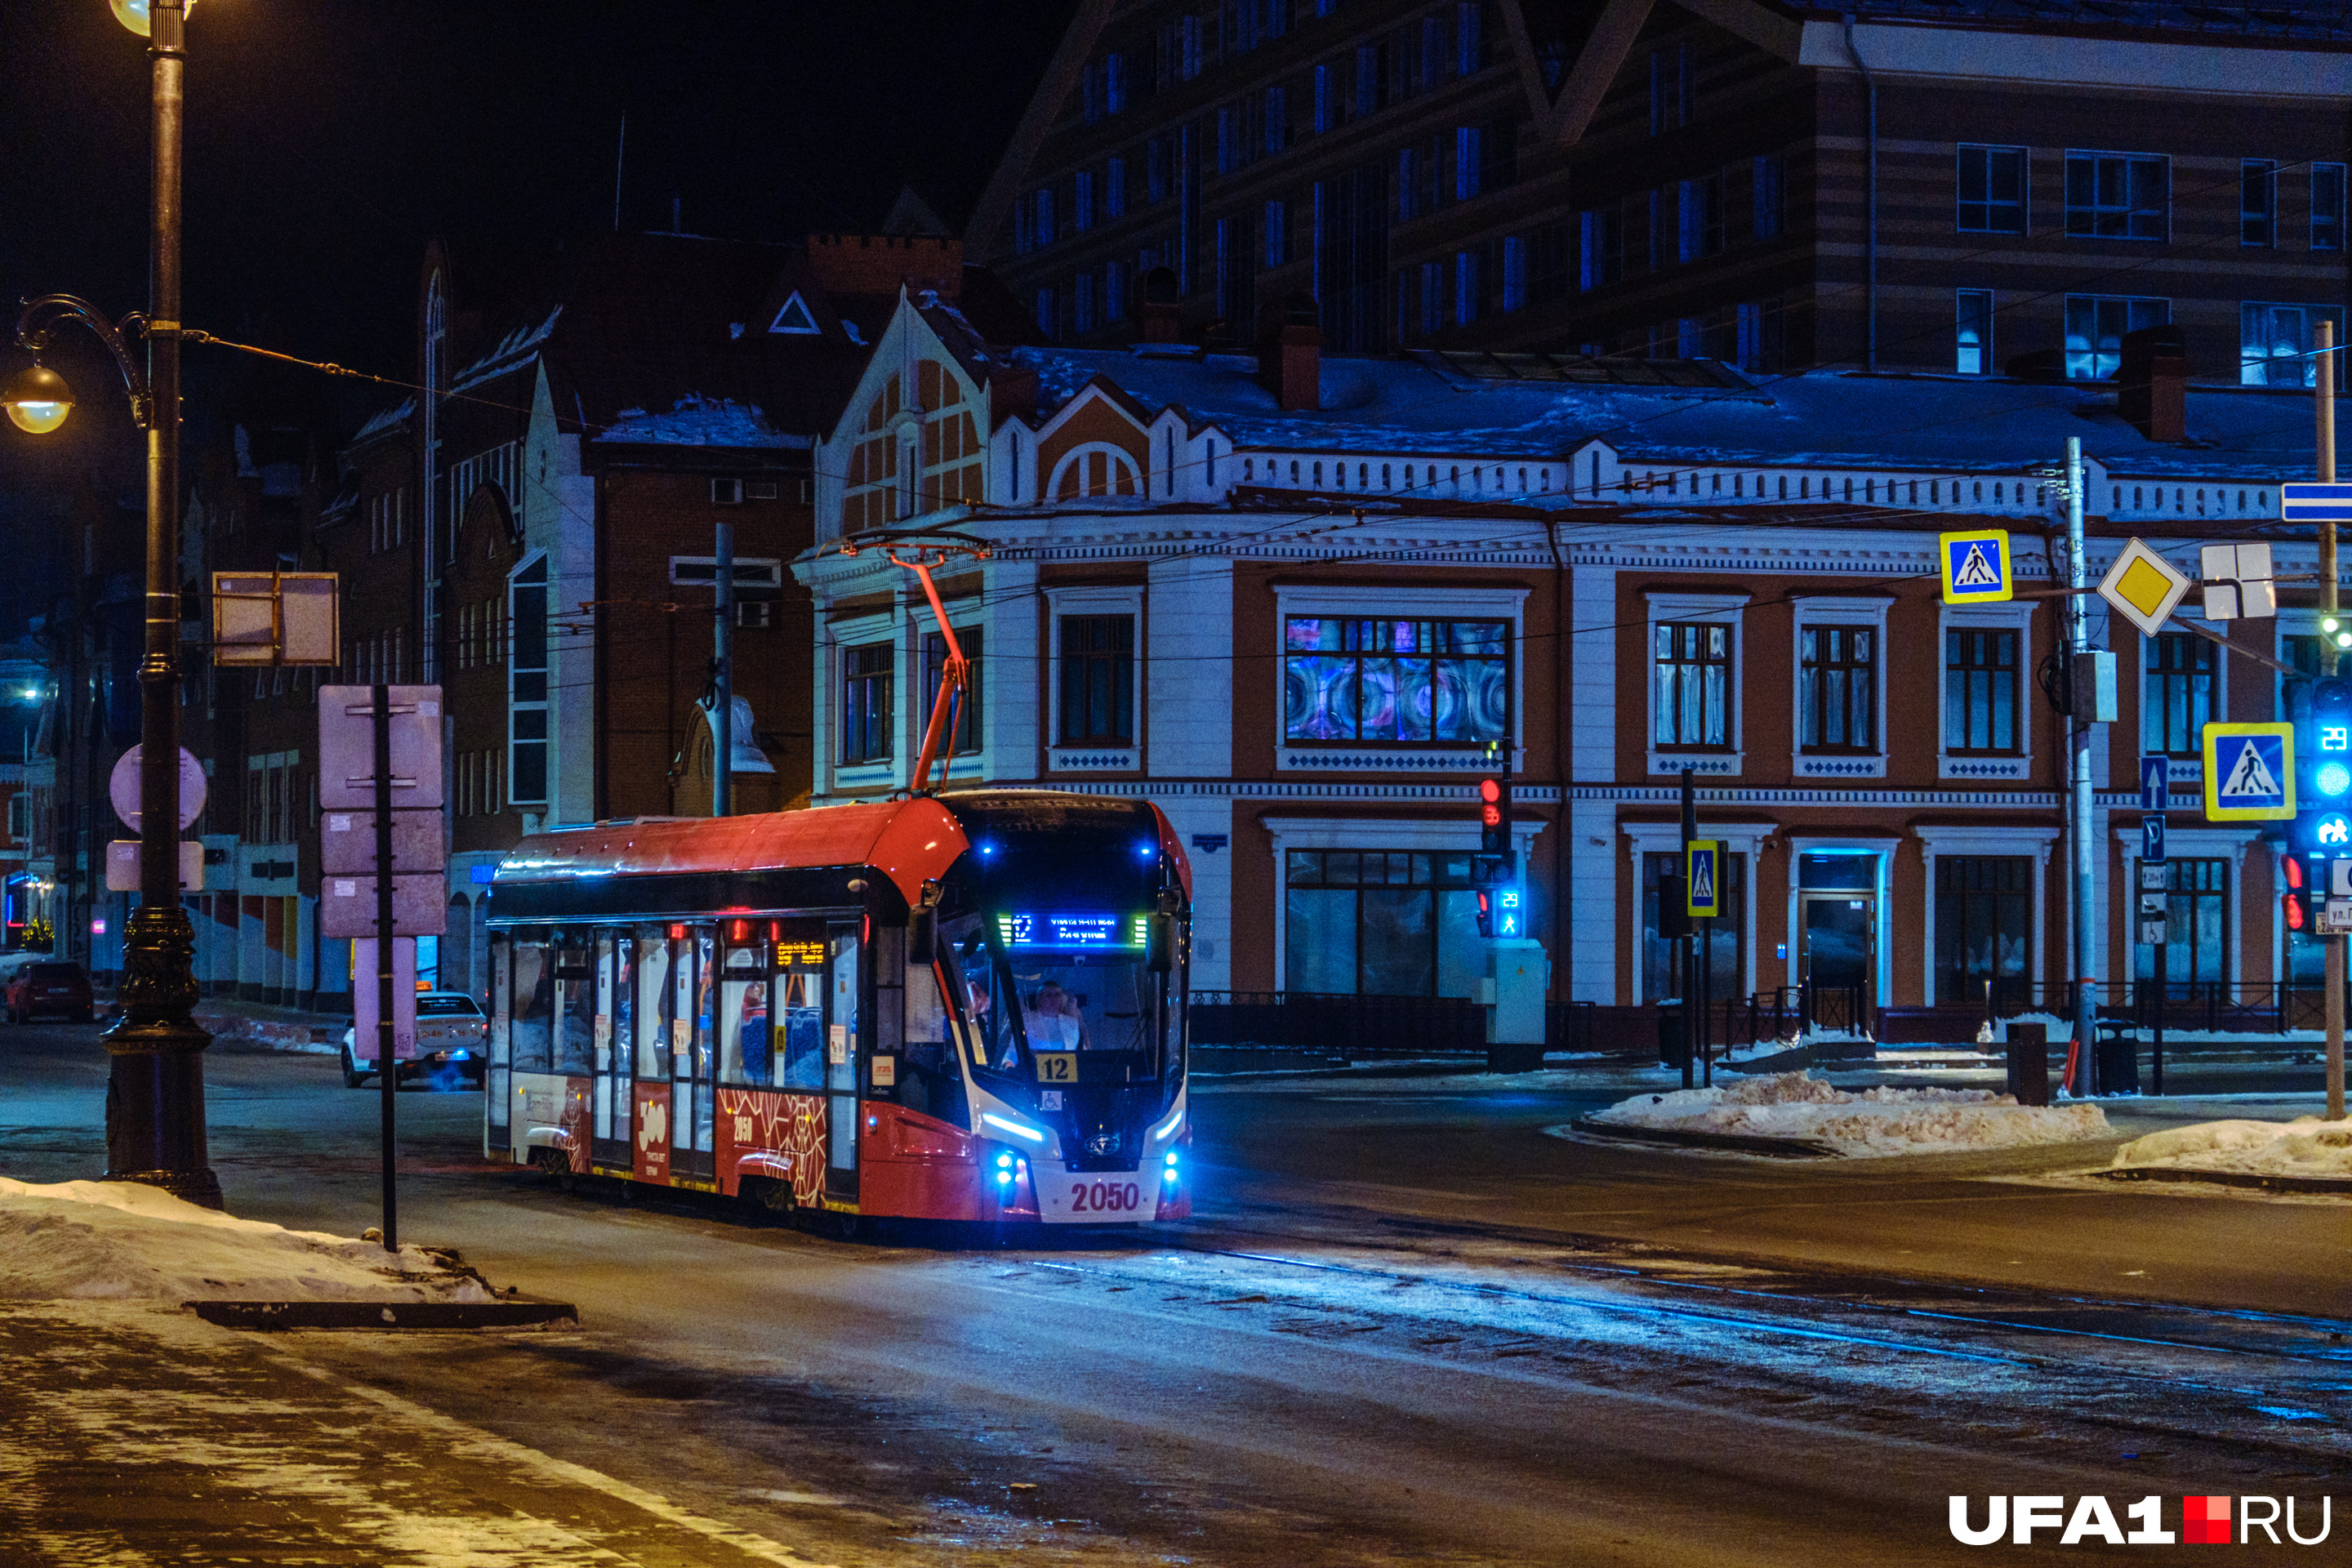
2283 851 2310 933
2314 678 2352 800
1475 888 1494 938
1475 884 1526 940
1657 870 1692 938
1477 773 1511 854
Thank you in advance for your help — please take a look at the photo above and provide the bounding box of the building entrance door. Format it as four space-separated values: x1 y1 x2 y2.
1798 892 1875 1032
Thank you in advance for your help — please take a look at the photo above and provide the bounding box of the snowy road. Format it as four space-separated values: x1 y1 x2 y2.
2 1027 2347 1564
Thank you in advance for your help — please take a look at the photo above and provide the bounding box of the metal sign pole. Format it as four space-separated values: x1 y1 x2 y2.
373 684 398 1251
2066 437 2100 1096
1679 767 1695 1091
2323 319 2347 1123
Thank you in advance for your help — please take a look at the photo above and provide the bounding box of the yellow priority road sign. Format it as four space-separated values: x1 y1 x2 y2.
1938 529 2011 603
2097 537 2194 639
1686 840 1723 919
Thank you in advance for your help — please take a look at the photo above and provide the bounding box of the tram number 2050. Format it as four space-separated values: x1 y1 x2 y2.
1067 1180 1143 1214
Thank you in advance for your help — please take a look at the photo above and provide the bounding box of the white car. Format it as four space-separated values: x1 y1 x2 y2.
341 991 488 1088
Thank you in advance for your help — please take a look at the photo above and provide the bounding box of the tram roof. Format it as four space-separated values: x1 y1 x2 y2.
491 792 1192 910
492 797 966 909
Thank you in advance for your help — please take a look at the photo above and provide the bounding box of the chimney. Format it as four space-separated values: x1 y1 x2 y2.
2118 323 2188 443
1138 265 1181 344
1259 292 1321 412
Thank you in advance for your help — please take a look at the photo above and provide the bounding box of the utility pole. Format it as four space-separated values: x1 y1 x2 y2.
2322 320 2345 1121
713 519 733 818
2066 435 2100 1096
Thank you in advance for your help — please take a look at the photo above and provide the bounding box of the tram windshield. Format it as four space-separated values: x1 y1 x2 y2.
942 913 1177 1081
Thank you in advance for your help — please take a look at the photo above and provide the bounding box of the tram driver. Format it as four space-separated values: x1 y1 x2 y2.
1022 982 1089 1050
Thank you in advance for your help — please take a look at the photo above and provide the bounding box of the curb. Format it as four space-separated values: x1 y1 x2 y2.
1565 1114 1841 1159
187 1298 580 1331
193 1010 341 1057
2091 1166 2352 1196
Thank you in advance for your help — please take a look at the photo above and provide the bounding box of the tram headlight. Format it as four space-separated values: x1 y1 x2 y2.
1162 1151 1179 1182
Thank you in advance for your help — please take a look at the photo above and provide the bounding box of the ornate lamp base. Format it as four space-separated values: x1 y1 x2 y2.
101 902 220 1209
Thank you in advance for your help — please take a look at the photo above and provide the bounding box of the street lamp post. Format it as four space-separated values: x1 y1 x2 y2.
4 0 216 1207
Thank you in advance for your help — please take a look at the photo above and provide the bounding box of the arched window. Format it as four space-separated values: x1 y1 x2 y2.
1048 443 1144 499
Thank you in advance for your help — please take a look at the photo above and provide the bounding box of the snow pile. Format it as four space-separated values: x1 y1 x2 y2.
1590 1071 2109 1156
2110 1118 2352 1181
0 1178 496 1303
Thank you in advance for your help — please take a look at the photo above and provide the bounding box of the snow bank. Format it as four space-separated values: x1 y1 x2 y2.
1590 1071 2109 1156
0 1178 495 1303
2110 1118 2352 1180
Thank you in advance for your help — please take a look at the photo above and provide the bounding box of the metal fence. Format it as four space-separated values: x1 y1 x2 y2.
1188 991 1487 1057
1947 978 2350 1036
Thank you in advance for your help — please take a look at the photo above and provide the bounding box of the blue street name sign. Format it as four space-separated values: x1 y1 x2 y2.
2282 483 2352 523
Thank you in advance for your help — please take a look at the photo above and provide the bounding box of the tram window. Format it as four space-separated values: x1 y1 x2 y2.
510 931 553 1073
554 929 595 1075
718 938 768 1085
693 929 718 1153
775 969 826 1089
944 917 1014 1071
488 935 513 1132
612 936 635 1067
635 924 672 1080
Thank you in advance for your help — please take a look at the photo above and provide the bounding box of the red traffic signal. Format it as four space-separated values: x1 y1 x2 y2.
1474 889 1494 938
2286 855 2306 890
2286 890 2309 932
1478 775 1510 851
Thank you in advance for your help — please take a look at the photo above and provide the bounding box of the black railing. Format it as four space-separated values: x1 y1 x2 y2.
1940 979 2351 1036
1188 991 1487 1056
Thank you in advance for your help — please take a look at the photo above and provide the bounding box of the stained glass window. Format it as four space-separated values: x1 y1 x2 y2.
1282 617 1509 743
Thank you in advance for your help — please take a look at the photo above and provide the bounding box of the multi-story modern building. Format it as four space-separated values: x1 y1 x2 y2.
799 291 2325 1040
975 0 2352 384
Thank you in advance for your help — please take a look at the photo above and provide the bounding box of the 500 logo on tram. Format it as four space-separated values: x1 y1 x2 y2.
1068 1180 1143 1213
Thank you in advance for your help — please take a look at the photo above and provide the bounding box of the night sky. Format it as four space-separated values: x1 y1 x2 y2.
0 0 1076 603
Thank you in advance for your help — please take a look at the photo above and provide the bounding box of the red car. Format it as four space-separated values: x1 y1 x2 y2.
7 961 95 1023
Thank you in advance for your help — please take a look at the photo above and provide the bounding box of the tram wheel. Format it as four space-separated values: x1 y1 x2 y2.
755 1178 795 1217
534 1147 576 1191
832 1209 862 1242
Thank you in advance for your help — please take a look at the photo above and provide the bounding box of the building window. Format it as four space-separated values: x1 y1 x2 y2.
1956 145 2027 234
508 556 548 804
1957 288 1993 375
920 628 982 756
1313 62 1333 133
1798 625 1875 753
1648 41 1692 136
2136 858 2228 988
1642 850 1744 1004
1652 621 1731 748
1284 617 1510 744
1579 206 1624 289
2241 302 2345 388
1500 235 1527 312
1284 849 1490 999
840 642 893 765
2145 631 2214 759
1263 85 1287 154
1058 614 1135 746
1677 173 1723 262
2065 294 2167 380
1751 153 1784 239
1075 169 1095 232
2313 163 2345 251
1936 856 2030 1013
1264 199 1286 268
2064 151 2167 240
1945 626 2019 755
2242 158 2278 247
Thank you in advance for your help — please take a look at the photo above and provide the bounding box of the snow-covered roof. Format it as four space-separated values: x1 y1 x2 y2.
1009 347 2319 481
452 306 564 393
349 396 412 448
593 394 811 450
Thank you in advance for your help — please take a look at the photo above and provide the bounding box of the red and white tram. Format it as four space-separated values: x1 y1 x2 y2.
483 791 1192 1227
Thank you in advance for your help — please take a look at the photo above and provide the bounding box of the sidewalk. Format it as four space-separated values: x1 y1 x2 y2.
0 1302 827 1567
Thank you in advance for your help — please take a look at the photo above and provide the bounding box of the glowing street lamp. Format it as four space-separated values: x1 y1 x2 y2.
4 0 218 1208
0 364 74 434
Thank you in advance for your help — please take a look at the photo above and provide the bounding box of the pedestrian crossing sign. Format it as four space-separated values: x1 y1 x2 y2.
1939 529 2012 604
2200 722 2295 822
1686 840 1723 919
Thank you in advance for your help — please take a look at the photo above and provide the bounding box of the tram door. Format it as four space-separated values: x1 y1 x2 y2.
672 925 718 1179
590 932 634 1169
826 923 861 1202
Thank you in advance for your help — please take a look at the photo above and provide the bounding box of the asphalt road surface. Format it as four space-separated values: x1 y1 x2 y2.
2 1023 2346 1566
